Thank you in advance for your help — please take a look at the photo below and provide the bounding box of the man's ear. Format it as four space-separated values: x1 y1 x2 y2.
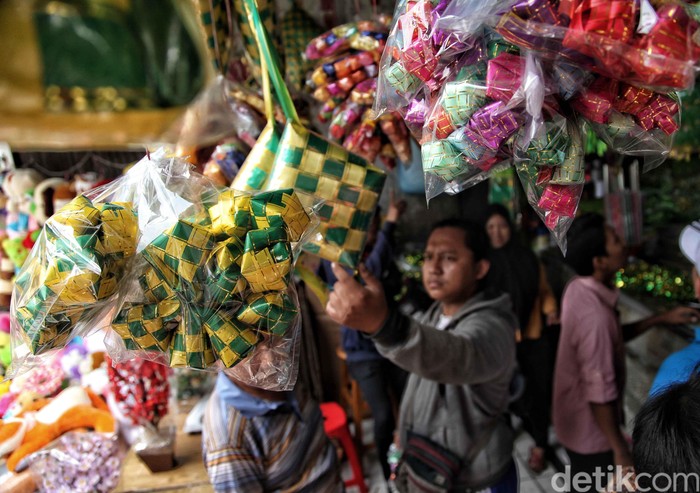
476 259 490 280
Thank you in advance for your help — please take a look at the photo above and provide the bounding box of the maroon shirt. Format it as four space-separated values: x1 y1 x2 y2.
553 276 626 454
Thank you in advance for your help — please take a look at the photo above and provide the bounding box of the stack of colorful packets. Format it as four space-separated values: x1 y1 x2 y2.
305 18 412 168
11 195 138 356
496 0 700 91
111 188 310 370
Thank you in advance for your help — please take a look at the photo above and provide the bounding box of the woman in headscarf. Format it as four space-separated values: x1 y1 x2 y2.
484 203 559 474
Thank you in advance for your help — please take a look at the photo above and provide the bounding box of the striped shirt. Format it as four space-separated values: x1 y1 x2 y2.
202 374 342 492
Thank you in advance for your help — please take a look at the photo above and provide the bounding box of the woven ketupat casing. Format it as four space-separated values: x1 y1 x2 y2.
231 122 283 191
203 309 261 368
169 309 217 369
111 297 180 352
237 291 297 336
240 0 386 269
249 189 310 242
197 0 232 72
15 270 81 353
266 123 385 268
240 226 291 293
142 219 215 295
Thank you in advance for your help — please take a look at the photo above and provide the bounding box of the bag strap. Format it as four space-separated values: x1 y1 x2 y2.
436 303 506 465
243 0 299 124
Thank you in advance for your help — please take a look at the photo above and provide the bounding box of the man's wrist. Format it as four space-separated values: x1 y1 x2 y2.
371 307 409 346
363 306 388 335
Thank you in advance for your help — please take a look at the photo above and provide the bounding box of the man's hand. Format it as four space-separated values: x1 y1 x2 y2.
326 263 388 334
660 306 700 325
624 305 700 341
545 311 560 326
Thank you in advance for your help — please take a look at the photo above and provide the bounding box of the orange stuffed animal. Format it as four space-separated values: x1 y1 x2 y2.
5 387 115 471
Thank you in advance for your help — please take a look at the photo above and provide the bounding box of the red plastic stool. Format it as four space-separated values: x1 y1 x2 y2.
320 402 369 493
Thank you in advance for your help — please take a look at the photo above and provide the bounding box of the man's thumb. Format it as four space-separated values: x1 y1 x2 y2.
359 263 382 293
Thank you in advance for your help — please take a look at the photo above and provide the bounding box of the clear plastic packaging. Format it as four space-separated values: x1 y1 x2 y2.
106 356 170 428
495 0 700 92
373 0 493 122
159 75 264 164
421 46 553 201
572 77 680 171
10 150 315 391
344 111 384 163
371 0 689 249
514 111 586 251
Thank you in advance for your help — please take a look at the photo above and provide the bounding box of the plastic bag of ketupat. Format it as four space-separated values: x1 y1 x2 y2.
10 149 318 391
493 0 700 94
373 0 496 137
570 75 681 172
420 42 557 201
513 107 586 253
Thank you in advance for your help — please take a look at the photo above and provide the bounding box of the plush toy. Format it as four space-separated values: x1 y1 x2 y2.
2 169 42 240
33 177 73 225
72 172 104 196
0 392 15 416
0 419 27 457
2 359 66 419
2 169 41 274
5 386 115 471
2 391 41 420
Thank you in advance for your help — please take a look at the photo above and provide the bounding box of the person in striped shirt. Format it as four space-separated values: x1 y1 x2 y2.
202 372 343 492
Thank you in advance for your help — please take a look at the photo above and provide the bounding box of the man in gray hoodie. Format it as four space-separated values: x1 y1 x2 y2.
327 218 518 492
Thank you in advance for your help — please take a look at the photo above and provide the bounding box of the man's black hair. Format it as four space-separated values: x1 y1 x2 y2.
430 218 490 262
564 213 608 276
633 366 700 493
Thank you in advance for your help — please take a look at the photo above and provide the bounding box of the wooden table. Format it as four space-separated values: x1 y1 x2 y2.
114 408 213 493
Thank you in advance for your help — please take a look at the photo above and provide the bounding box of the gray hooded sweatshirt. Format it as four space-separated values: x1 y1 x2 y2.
371 291 517 490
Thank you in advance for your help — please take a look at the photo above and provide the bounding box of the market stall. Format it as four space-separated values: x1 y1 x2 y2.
2 0 700 491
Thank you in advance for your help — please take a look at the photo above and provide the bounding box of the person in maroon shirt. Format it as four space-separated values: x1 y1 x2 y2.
552 213 699 492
